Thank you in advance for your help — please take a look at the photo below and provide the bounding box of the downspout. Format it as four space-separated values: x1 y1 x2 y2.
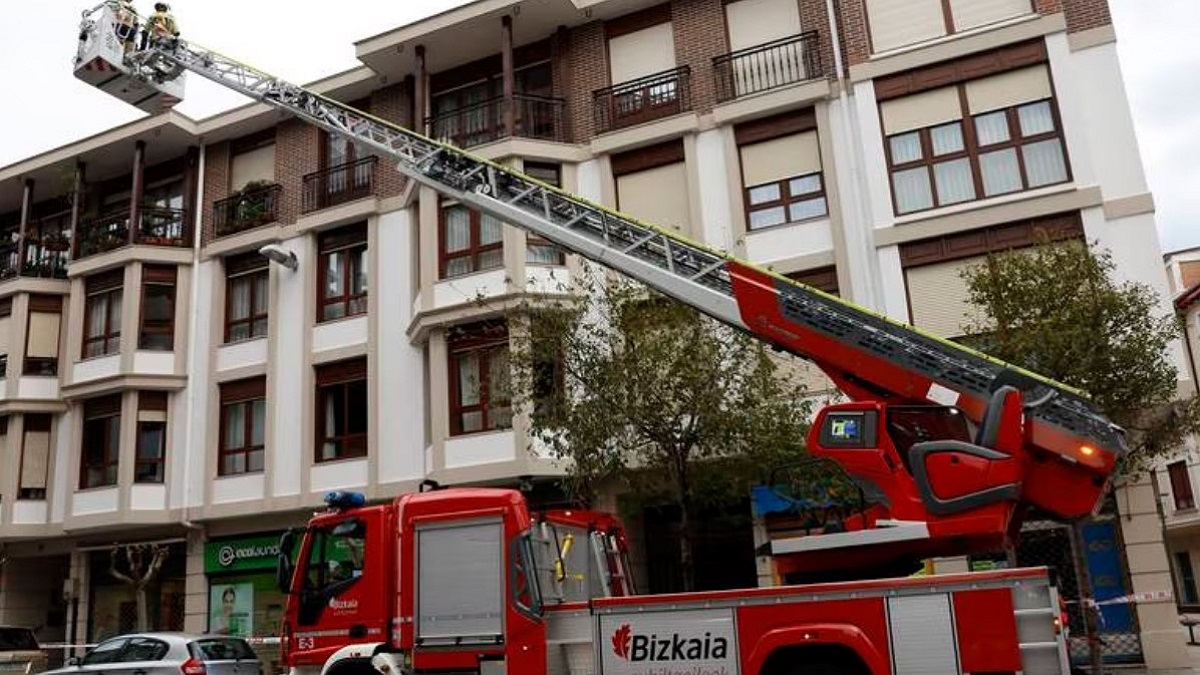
824 0 884 311
181 142 206 532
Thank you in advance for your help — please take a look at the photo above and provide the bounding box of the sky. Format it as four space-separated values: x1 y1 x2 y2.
0 1 1195 253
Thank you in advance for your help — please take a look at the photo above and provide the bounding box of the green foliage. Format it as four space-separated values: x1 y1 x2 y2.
959 237 1199 474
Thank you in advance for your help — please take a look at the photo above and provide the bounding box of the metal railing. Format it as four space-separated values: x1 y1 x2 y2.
593 66 692 134
213 183 281 236
713 32 823 102
302 156 377 213
77 211 131 257
77 207 188 258
427 94 568 147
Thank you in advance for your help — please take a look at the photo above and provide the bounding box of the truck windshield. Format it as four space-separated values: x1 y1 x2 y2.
296 518 367 625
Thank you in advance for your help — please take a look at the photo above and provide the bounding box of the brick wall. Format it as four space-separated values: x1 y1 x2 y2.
670 0 727 115
275 119 318 225
551 26 574 143
1062 0 1112 33
200 141 229 245
566 21 607 144
1035 0 1064 14
836 0 871 67
799 0 837 79
370 82 413 199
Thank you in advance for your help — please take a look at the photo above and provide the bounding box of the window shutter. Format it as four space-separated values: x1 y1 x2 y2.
904 257 989 338
740 131 822 187
84 394 122 418
880 87 963 135
86 270 124 294
865 0 946 52
724 0 801 52
608 23 676 84
220 376 267 403
315 357 368 386
965 65 1053 115
229 143 277 192
616 163 690 232
26 312 61 359
949 0 1032 32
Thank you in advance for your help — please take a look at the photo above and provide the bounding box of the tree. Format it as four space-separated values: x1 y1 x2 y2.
110 544 169 631
512 269 814 591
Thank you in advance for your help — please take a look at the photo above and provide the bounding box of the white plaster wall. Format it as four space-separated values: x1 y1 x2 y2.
133 351 175 375
313 316 368 353
694 128 736 253
310 459 369 493
376 208 426 485
130 484 166 511
180 259 217 509
576 159 605 203
211 474 265 504
445 430 516 469
215 338 268 371
876 245 910 322
17 378 57 400
50 413 71 523
433 269 508 308
526 266 571 295
71 487 118 516
744 220 834 265
72 355 119 383
12 500 47 525
272 237 309 498
0 381 8 402
833 91 886 310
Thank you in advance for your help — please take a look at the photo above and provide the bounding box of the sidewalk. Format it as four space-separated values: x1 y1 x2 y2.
1120 643 1200 674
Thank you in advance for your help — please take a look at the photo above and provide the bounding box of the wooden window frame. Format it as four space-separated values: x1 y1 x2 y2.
1170 460 1195 511
134 391 167 484
80 395 121 489
439 202 505 279
219 377 267 476
317 224 368 323
18 413 52 500
24 294 61 376
314 358 368 463
448 322 512 436
139 265 176 351
225 253 270 342
744 172 828 231
83 271 123 359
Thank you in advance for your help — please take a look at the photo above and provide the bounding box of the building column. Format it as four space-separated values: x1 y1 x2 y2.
184 528 207 633
18 179 33 276
70 162 85 259
183 146 200 245
129 140 146 246
67 549 89 654
414 46 427 136
501 15 516 138
1117 477 1191 669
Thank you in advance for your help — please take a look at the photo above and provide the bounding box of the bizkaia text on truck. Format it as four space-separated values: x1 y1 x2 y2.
72 6 1126 673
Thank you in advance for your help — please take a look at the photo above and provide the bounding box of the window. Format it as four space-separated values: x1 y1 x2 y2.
440 202 504 278
0 297 11 378
315 358 367 462
318 224 368 322
219 377 266 476
1177 551 1199 605
881 65 1069 216
25 294 61 375
225 252 269 342
82 639 129 666
1169 460 1195 510
524 163 565 265
80 395 121 489
19 414 51 500
448 322 512 435
613 140 690 232
135 391 167 484
787 266 840 297
736 112 826 230
296 518 366 626
139 266 176 350
865 0 1033 53
746 174 827 229
84 270 122 358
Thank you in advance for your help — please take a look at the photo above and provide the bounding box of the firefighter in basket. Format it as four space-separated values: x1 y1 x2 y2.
108 0 138 59
142 2 179 49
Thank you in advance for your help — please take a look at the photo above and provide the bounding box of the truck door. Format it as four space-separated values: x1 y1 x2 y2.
290 509 387 666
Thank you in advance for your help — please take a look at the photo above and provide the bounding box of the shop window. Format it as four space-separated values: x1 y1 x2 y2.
440 202 503 279
219 377 266 476
523 163 565 265
139 266 176 350
448 322 511 436
315 359 367 463
318 224 368 322
19 414 51 500
25 294 61 375
225 252 269 343
84 270 123 358
1169 460 1195 510
81 395 121 489
136 392 167 484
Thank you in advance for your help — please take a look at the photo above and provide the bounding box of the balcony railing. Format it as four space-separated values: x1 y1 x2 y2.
302 156 378 213
713 32 824 103
593 66 692 135
213 183 282 237
0 224 71 280
427 94 569 148
77 206 189 258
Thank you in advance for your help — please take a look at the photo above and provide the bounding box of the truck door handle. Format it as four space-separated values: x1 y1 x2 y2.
349 624 367 639
133 669 148 675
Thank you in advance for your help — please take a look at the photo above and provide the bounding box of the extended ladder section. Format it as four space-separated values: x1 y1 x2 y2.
74 8 1126 521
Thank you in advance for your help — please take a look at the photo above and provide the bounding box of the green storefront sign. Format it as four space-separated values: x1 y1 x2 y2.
205 533 289 574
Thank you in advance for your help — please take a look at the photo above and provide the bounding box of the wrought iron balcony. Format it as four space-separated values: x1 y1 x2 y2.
593 66 692 134
77 206 188 258
213 182 282 237
302 156 378 213
713 32 824 103
427 94 569 148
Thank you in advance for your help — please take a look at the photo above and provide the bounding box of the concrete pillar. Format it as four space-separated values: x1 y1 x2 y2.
1117 477 1190 669
184 528 207 633
68 550 89 652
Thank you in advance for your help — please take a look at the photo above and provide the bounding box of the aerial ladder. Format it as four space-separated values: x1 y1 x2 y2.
73 4 1127 578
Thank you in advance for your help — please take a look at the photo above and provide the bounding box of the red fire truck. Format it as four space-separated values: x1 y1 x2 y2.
72 6 1127 673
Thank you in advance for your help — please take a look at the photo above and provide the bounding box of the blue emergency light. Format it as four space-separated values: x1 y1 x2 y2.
325 491 366 509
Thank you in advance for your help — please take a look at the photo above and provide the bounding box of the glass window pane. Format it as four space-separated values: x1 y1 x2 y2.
228 323 249 342
889 132 922 164
980 148 1023 196
974 111 1011 146
489 348 511 404
788 174 822 196
352 248 368 295
933 158 976 205
930 123 964 156
788 197 828 222
228 278 250 321
348 380 368 433
526 243 561 265
892 168 933 214
248 448 265 472
478 248 504 270
748 206 787 230
251 399 266 446
224 404 245 449
748 184 781 205
480 213 503 245
223 452 245 475
252 273 269 314
444 208 471 253
251 318 267 338
457 353 480 406
323 302 346 321
324 252 345 299
137 423 165 459
1018 101 1055 137
445 256 472 278
460 410 483 433
144 284 174 321
1022 139 1068 187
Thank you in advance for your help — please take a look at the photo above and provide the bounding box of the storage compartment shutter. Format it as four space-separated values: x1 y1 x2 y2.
417 521 504 640
865 0 946 52
616 162 690 231
905 256 989 338
608 23 676 84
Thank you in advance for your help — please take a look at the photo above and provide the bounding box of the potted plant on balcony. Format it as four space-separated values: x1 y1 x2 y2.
41 232 70 252
225 180 277 233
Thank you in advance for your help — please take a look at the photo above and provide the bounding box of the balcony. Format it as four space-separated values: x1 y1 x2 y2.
213 182 282 237
76 207 189 258
713 32 824 103
593 66 693 135
302 157 378 214
427 94 569 148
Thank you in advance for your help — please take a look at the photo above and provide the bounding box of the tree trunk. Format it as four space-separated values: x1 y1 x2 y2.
1070 521 1105 674
136 586 149 632
678 501 694 592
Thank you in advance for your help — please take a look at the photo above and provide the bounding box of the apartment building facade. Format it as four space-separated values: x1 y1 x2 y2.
0 0 1189 668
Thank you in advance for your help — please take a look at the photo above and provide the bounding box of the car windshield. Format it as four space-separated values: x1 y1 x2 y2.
189 638 255 661
0 629 38 650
